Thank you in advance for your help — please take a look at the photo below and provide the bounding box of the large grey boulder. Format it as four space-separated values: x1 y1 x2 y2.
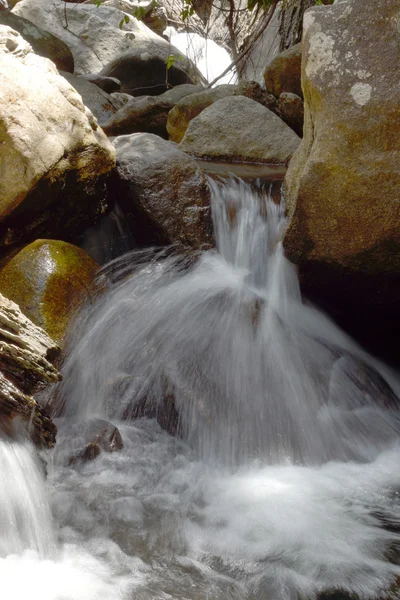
0 293 60 448
13 0 204 90
102 84 204 138
111 133 212 250
0 26 115 250
283 0 400 316
180 96 300 164
0 9 74 71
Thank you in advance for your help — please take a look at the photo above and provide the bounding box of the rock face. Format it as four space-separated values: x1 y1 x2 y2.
0 10 74 71
264 42 302 99
283 0 400 348
278 92 303 136
0 293 59 447
111 133 212 249
0 240 99 345
13 0 204 89
102 84 203 138
0 25 115 250
180 96 300 164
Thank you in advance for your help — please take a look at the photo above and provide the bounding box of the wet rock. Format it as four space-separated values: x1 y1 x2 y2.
78 74 121 94
67 419 123 465
102 84 203 138
180 96 300 164
0 240 99 345
278 92 303 137
0 293 60 447
0 26 115 250
167 85 238 143
283 0 400 319
264 42 302 99
111 133 212 249
0 10 74 71
61 71 118 125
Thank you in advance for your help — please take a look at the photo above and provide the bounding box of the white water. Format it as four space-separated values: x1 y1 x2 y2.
2 179 400 599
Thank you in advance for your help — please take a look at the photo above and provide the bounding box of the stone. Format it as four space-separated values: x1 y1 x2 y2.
0 10 74 71
109 91 133 110
180 95 300 164
235 80 278 112
102 83 204 138
66 419 123 465
110 133 212 249
60 71 118 125
13 0 204 87
78 74 121 94
167 84 237 143
264 42 302 99
0 26 116 250
283 0 400 318
0 293 60 447
278 92 303 136
0 240 99 345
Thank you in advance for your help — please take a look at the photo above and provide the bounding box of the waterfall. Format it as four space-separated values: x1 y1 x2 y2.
3 178 400 599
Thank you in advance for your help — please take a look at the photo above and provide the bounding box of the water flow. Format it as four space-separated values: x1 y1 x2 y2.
58 178 400 466
10 177 400 600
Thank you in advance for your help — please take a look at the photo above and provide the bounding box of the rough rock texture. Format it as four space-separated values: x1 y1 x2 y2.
13 0 204 88
61 71 119 125
0 293 59 447
264 42 302 99
102 84 204 138
0 26 116 250
278 92 303 137
0 10 74 71
167 85 237 143
180 96 300 164
0 240 99 345
111 133 212 249
282 0 400 357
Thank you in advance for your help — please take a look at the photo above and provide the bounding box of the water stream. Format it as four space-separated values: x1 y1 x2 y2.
2 178 400 599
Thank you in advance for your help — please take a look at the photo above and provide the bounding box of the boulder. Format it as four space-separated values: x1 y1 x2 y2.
0 293 60 447
0 26 115 250
167 83 279 144
65 419 124 465
60 71 118 125
0 240 99 344
180 96 300 164
167 84 237 143
0 10 74 71
111 133 212 249
102 83 204 138
13 0 204 88
264 42 302 99
278 92 303 136
283 0 400 322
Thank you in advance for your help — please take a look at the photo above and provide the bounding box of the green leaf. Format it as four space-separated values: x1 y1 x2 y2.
95 0 102 6
119 14 130 29
166 55 177 70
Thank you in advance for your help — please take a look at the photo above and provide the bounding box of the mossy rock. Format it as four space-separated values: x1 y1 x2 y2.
0 240 99 344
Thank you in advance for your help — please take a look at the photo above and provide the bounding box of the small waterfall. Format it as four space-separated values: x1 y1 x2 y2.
0 436 55 557
58 178 400 466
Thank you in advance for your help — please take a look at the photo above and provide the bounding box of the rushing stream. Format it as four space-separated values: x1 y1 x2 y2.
1 178 400 600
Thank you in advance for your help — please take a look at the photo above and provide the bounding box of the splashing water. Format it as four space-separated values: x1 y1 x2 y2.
4 178 400 599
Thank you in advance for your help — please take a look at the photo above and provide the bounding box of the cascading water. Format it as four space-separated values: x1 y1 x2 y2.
3 178 400 600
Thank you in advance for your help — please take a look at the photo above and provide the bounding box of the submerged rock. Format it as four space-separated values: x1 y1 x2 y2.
264 42 302 99
0 25 115 249
0 240 99 345
66 419 123 465
111 133 212 250
283 0 400 324
180 96 300 164
0 293 59 447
